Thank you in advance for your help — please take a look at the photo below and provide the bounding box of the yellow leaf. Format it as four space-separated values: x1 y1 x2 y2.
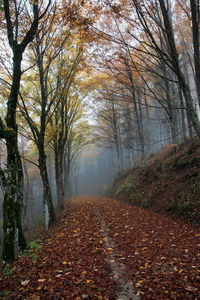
99 240 103 244
179 269 183 273
86 279 91 284
75 279 82 285
81 271 87 275
90 284 97 288
138 280 144 283
62 261 67 265
37 287 42 290
135 282 142 288
137 291 144 295
142 247 147 251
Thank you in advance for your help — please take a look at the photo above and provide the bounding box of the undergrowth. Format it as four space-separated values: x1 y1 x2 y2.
116 175 133 194
22 239 42 263
110 139 200 223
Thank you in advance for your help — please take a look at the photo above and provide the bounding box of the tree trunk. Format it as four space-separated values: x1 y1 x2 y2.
144 89 152 153
129 149 134 167
2 136 16 263
38 147 56 230
178 86 187 141
190 0 200 108
1 0 51 263
178 73 200 137
64 156 72 198
159 0 200 138
65 172 72 198
15 149 26 253
2 46 27 263
137 91 147 171
124 58 147 171
55 149 65 211
22 160 29 228
115 142 121 174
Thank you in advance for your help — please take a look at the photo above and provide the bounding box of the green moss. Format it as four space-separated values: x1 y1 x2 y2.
14 202 27 252
116 175 133 195
174 153 193 169
2 264 14 278
0 290 11 297
141 190 155 209
167 185 200 218
2 192 15 264
22 239 42 263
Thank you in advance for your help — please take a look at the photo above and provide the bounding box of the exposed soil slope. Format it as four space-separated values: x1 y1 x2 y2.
109 139 200 223
1 196 200 299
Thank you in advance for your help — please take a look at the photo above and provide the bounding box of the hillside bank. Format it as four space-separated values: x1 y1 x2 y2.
107 139 200 224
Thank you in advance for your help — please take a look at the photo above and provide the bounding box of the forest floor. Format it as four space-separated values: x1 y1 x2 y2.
1 196 200 299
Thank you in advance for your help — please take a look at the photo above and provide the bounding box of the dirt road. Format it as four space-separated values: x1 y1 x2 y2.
1 196 200 299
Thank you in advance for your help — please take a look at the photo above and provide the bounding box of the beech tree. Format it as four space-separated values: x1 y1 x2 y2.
0 0 51 264
117 0 200 136
18 6 65 228
95 83 123 173
95 0 199 151
189 0 200 108
19 0 96 215
50 46 85 210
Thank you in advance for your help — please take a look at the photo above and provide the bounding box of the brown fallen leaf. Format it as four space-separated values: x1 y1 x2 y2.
185 286 197 292
28 295 40 300
38 279 45 282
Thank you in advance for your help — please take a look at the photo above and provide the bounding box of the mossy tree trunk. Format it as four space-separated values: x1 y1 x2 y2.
55 147 65 211
64 154 72 198
15 149 27 252
1 0 51 263
2 46 26 264
38 146 56 229
3 137 27 263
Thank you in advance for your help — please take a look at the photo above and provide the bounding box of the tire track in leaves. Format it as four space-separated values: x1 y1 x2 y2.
93 205 140 300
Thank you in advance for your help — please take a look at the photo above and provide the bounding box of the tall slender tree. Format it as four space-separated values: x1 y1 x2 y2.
0 0 51 264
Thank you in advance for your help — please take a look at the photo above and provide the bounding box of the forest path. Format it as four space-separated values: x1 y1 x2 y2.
1 196 200 299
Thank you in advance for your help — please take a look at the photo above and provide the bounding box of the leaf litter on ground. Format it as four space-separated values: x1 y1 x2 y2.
0 195 200 299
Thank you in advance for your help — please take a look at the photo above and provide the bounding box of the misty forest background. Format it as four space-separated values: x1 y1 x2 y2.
0 0 200 262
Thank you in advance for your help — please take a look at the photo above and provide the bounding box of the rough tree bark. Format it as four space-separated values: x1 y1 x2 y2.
124 58 147 171
0 0 51 264
38 145 56 229
55 146 65 211
158 0 200 137
190 0 200 108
